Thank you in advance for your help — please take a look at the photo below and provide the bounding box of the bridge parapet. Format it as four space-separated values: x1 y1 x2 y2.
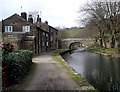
61 38 94 49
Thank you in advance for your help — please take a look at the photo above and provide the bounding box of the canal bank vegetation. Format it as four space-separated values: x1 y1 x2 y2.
52 49 98 91
87 43 120 58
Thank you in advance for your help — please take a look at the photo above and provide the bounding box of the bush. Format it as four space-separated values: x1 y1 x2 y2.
1 42 14 55
3 50 33 85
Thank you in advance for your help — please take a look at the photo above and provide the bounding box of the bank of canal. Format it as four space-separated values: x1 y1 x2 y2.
52 49 96 91
62 49 120 92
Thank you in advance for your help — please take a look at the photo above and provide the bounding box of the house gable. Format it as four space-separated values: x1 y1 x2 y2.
3 13 29 25
3 13 30 32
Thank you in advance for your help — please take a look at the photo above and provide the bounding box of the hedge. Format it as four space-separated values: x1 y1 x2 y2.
3 50 33 85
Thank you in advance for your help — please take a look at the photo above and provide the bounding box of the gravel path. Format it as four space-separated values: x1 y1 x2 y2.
13 53 82 90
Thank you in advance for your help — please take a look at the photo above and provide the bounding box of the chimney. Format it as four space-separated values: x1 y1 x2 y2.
21 12 27 20
28 15 33 23
45 21 48 25
37 15 41 23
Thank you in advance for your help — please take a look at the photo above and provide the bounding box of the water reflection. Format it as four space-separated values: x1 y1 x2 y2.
62 50 120 91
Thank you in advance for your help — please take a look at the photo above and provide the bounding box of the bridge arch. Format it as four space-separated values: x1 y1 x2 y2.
69 42 84 49
61 38 94 49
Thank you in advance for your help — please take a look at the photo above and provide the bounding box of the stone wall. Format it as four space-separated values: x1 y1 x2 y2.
3 32 26 49
2 14 30 32
49 26 58 50
23 41 35 53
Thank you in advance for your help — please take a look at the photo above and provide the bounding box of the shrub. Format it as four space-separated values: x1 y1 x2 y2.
0 42 14 55
3 50 33 85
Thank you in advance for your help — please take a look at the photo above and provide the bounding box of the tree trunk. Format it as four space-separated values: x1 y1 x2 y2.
103 38 107 48
111 36 116 48
99 38 103 47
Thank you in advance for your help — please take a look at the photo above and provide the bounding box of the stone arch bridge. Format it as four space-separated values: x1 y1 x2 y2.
61 38 94 49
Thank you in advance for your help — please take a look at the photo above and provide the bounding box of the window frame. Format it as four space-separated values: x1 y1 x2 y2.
46 42 49 46
43 32 45 36
5 26 13 32
46 33 48 37
50 36 53 41
22 26 30 32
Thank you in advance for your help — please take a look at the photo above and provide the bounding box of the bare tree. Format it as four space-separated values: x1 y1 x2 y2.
79 0 120 48
105 1 120 48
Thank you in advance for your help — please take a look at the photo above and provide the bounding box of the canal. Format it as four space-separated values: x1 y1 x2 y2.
62 49 120 91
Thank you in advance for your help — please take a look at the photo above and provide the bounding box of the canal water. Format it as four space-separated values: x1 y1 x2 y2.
62 49 120 91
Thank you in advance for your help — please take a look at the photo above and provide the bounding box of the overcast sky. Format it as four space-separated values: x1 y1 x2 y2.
0 0 88 28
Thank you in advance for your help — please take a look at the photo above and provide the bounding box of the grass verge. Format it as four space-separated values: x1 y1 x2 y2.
52 49 98 91
87 45 118 57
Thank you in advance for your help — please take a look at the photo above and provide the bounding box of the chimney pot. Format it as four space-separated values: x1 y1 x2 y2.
28 15 33 23
45 21 48 25
21 12 27 20
37 15 41 22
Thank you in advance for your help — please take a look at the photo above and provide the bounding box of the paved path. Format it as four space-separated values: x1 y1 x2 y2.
12 53 82 90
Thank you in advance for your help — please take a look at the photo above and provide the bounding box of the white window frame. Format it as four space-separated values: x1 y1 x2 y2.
43 32 45 36
5 26 13 32
46 42 49 46
22 26 30 32
46 33 48 37
50 36 53 41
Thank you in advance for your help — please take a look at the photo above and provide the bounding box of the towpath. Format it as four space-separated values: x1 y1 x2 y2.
11 52 82 90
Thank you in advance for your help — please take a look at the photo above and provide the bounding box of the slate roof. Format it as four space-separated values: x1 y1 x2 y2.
3 13 30 25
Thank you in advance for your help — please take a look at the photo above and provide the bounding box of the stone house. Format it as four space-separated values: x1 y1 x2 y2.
1 12 59 54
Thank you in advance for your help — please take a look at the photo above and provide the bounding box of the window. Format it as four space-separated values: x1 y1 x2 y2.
46 42 49 46
43 32 45 36
50 36 53 41
5 26 13 32
22 26 30 32
46 33 48 37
